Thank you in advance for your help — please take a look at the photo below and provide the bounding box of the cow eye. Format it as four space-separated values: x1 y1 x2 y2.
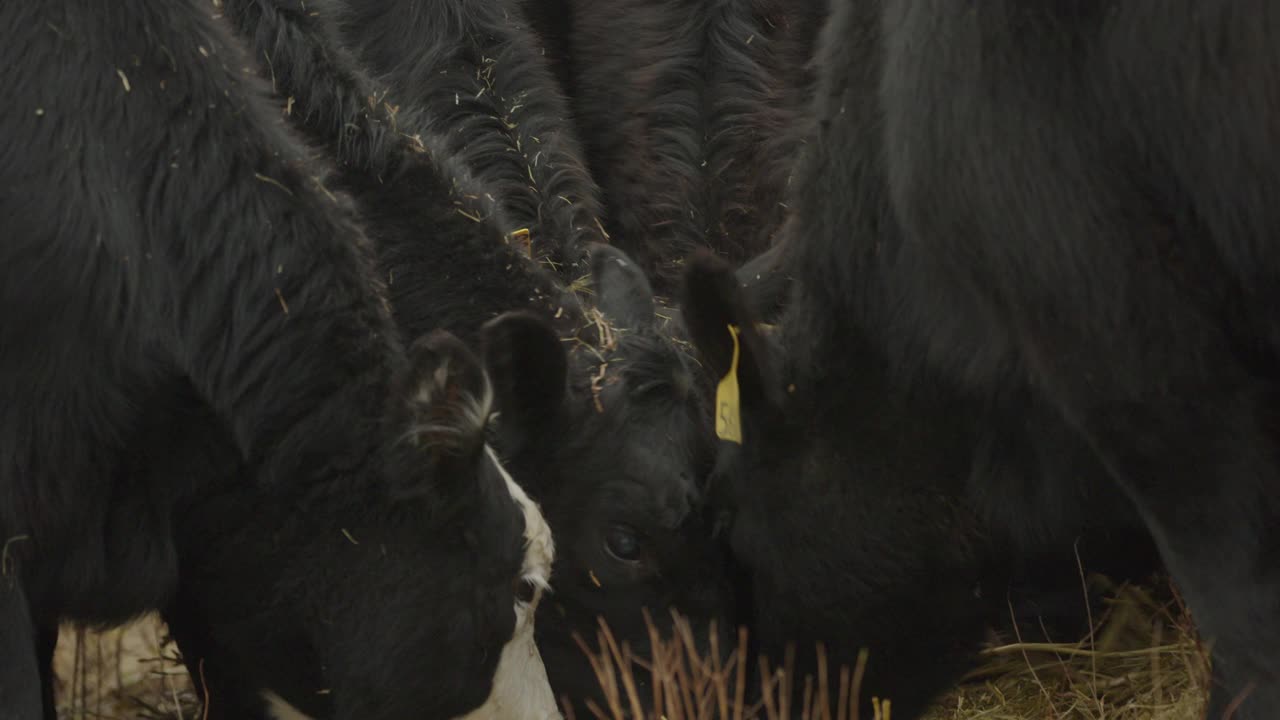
604 525 641 564
513 576 538 605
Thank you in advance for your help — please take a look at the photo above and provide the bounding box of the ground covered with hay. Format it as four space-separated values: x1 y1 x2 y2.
52 616 201 719
918 577 1208 720
52 576 1207 720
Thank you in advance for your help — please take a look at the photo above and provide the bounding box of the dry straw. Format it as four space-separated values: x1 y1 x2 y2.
569 576 1211 720
51 576 1208 720
52 613 201 720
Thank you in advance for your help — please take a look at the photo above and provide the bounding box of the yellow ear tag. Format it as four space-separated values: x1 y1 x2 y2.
509 227 532 258
715 324 744 445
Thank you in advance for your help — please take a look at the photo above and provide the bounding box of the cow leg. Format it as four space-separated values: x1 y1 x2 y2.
1065 387 1280 720
162 603 272 720
0 578 43 719
36 624 56 719
162 606 228 720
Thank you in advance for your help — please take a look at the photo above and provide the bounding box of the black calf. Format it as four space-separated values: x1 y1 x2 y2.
165 329 561 719
164 3 736 714
0 2 557 718
681 0 1280 718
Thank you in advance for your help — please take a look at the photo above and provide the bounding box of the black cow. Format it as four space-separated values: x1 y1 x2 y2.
159 2 736 715
533 0 828 294
157 327 564 720
681 1 1280 719
0 2 561 719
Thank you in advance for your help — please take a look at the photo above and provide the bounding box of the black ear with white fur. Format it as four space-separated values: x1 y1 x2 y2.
682 251 780 415
590 243 656 331
394 329 493 464
479 311 569 456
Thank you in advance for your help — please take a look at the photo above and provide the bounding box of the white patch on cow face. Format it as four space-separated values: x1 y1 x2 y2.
485 445 554 596
451 447 560 720
262 691 315 720
451 602 559 720
261 449 559 720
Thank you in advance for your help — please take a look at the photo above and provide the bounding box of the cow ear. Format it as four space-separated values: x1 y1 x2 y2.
394 330 493 468
682 251 780 420
590 243 656 331
479 311 569 454
735 234 792 322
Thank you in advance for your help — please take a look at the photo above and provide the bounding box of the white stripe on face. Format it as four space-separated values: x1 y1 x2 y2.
262 447 561 720
453 447 560 720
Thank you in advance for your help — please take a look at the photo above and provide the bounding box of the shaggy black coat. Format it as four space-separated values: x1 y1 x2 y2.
536 0 829 294
0 2 550 718
154 2 737 715
682 1 1280 718
332 0 608 280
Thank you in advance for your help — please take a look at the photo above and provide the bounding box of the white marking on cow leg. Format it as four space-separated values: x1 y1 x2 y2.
262 691 315 720
451 447 560 720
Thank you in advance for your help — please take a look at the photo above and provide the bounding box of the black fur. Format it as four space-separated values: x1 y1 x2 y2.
684 255 1008 719
682 1 1280 718
331 0 607 279
0 580 42 717
518 0 575 96
0 2 550 718
480 251 736 711
215 0 578 337
163 331 550 719
734 238 792 322
541 0 827 294
157 3 736 714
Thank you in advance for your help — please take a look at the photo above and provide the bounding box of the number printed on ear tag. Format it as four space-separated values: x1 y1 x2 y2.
715 324 743 445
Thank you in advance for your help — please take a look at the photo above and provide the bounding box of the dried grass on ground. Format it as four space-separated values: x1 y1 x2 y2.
572 576 1210 720
920 577 1209 720
52 614 200 720
51 576 1207 720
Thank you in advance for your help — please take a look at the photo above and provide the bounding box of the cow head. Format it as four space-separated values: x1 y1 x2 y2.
480 244 736 711
375 328 559 720
166 326 565 720
679 251 994 715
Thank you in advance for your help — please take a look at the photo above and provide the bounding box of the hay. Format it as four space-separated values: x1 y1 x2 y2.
574 576 1211 720
48 578 1208 720
921 578 1209 720
52 613 200 720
